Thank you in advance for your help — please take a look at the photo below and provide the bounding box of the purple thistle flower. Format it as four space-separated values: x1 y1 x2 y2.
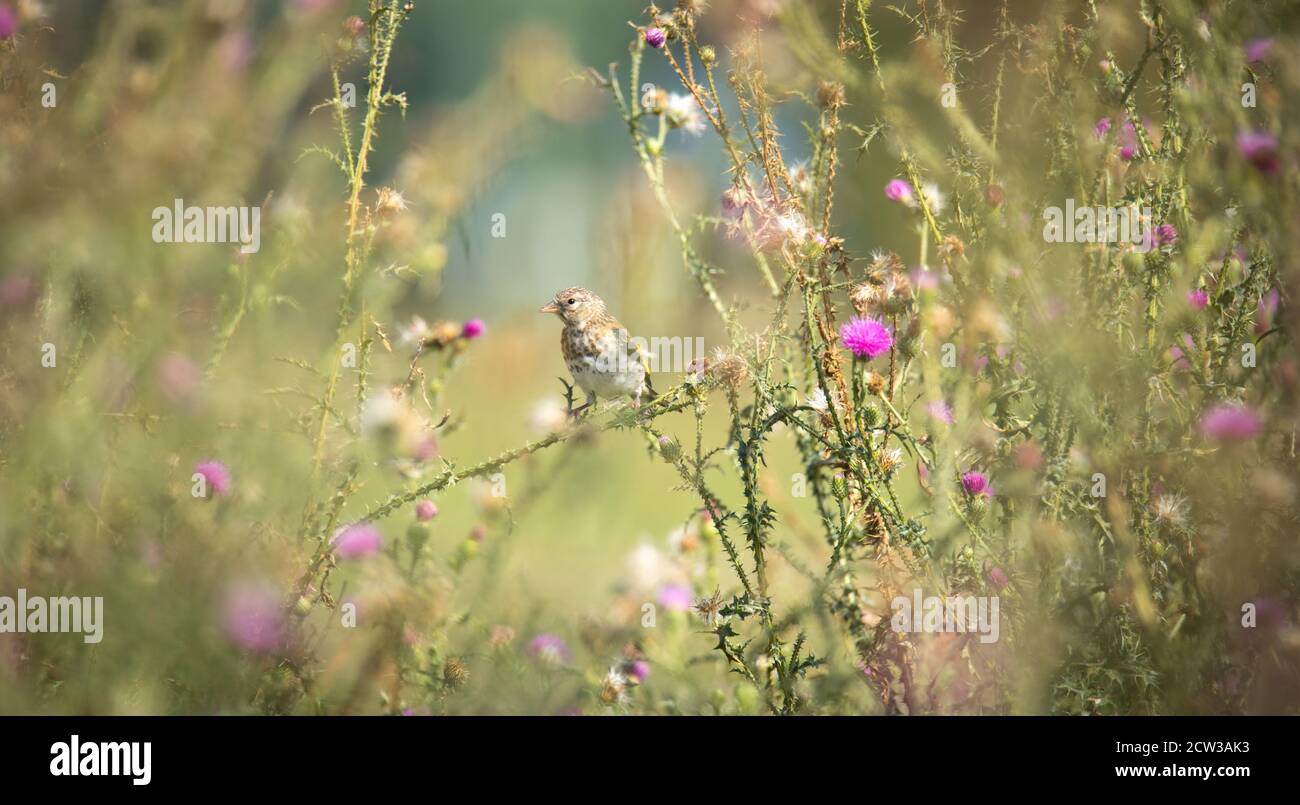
0 4 16 40
1093 117 1112 140
220 581 286 654
1187 288 1209 310
1155 223 1178 247
988 567 1010 589
1245 38 1274 63
526 633 571 664
884 179 913 204
961 471 992 497
657 583 692 612
1199 403 1261 441
927 399 955 425
194 460 232 498
645 26 666 49
461 318 486 339
625 660 651 682
1256 287 1279 335
333 523 382 559
1237 130 1280 175
415 500 438 522
839 317 893 359
1119 144 1137 161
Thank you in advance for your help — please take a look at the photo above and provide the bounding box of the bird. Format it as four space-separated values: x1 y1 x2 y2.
540 287 657 416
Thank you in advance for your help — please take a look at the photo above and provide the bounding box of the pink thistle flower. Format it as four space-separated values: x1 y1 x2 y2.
1199 403 1261 441
645 26 666 48
526 633 571 664
333 523 382 559
988 567 1010 589
194 460 232 498
657 583 692 612
1014 442 1043 470
1187 288 1209 310
1155 223 1178 247
839 317 893 359
415 500 438 522
1237 130 1280 175
1245 38 1274 63
461 318 486 339
960 471 993 497
220 581 286 654
625 659 651 682
1119 144 1136 161
157 352 202 405
0 272 35 308
884 179 913 204
0 4 16 40
1093 117 1112 139
927 399 955 425
1256 287 1279 335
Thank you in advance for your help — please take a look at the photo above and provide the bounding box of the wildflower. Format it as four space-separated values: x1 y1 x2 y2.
706 348 748 391
1245 38 1274 63
1014 441 1043 470
1152 493 1189 528
878 447 903 475
657 583 692 613
526 633 571 665
920 182 946 215
415 500 438 522
1093 117 1112 139
1187 288 1209 310
194 460 232 498
693 587 725 626
1199 403 1261 441
1256 287 1279 334
156 352 201 405
220 581 286 654
461 318 486 339
774 211 810 244
1237 130 1280 175
374 187 407 217
961 470 993 497
488 625 516 649
884 179 913 204
644 26 666 48
333 524 382 559
1155 223 1178 247
664 92 707 135
398 315 431 347
625 659 651 683
983 183 1005 208
599 666 629 705
988 567 1010 589
806 387 829 413
0 4 16 40
721 186 747 219
865 371 886 396
839 317 893 359
927 399 955 425
657 434 681 461
442 657 469 689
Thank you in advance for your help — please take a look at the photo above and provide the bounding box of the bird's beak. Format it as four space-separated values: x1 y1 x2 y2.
539 302 560 314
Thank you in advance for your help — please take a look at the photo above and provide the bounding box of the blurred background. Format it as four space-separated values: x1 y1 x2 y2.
1 0 1297 714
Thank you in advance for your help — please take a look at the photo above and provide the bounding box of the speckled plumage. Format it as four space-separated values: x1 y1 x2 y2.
541 287 656 414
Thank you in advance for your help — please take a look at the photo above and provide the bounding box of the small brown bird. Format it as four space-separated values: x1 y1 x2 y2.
540 287 657 416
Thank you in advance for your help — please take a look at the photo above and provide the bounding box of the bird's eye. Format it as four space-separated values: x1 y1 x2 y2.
567 298 576 305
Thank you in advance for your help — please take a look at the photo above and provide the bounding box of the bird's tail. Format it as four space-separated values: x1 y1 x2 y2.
643 373 659 400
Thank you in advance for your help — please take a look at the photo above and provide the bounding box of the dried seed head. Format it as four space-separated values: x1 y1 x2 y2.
865 370 886 396
708 348 748 392
375 187 408 217
816 80 845 109
442 657 469 689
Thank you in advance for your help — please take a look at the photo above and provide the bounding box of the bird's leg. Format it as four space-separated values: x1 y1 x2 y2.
570 391 597 420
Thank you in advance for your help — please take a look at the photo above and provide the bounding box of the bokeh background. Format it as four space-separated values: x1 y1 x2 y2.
1 0 1297 714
